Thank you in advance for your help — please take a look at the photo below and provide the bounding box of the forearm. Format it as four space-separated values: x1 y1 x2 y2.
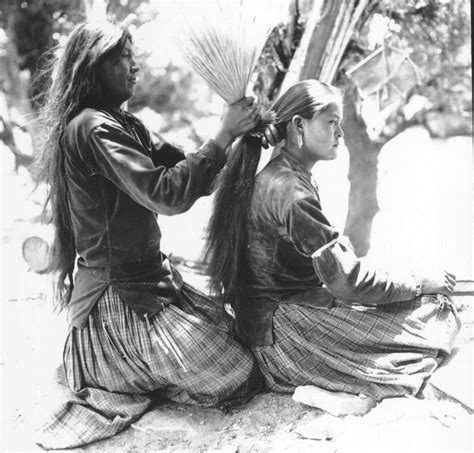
312 237 418 304
129 140 227 214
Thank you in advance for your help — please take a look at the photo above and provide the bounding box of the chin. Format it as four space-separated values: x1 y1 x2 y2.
121 92 134 104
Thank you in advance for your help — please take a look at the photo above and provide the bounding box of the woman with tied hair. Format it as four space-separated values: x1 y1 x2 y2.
206 79 460 405
35 20 281 449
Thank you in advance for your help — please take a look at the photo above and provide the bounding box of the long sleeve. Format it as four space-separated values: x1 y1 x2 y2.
282 186 417 305
87 121 226 216
312 236 417 304
150 133 187 169
284 195 338 257
123 110 187 168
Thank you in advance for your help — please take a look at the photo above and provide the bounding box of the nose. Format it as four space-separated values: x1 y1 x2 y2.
130 58 139 74
336 124 343 138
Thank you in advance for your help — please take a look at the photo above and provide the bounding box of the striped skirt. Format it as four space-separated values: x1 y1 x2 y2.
251 295 460 401
38 284 261 449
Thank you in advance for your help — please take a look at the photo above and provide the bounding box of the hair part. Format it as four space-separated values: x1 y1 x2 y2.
34 21 130 310
205 79 343 316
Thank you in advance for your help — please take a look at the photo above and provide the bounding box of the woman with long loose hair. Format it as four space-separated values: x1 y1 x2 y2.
205 79 460 406
34 20 274 449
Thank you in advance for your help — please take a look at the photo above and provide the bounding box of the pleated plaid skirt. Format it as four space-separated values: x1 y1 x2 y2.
251 295 460 401
38 284 261 449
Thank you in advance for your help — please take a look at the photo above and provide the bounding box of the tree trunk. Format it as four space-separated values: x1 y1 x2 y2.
340 81 381 256
281 0 370 89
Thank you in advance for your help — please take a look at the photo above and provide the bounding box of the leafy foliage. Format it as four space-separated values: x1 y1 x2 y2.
339 0 471 137
386 0 471 116
4 1 78 108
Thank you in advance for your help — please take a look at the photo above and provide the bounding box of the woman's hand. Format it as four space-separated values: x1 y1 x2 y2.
420 269 456 296
260 124 285 149
214 97 260 150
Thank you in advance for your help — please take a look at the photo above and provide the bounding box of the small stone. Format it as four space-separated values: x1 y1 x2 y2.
293 413 343 440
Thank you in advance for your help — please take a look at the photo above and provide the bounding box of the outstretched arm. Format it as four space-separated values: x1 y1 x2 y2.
284 192 454 305
312 237 417 304
312 237 456 304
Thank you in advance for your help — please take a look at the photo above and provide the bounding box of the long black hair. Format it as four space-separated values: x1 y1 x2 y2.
35 21 130 310
205 79 343 310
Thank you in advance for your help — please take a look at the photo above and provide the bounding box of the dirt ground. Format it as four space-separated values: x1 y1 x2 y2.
1 130 473 452
2 282 473 453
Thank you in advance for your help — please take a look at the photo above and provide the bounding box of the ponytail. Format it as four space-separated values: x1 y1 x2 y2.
205 135 262 307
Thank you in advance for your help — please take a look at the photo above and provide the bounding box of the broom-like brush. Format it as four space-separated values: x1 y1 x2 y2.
178 0 273 106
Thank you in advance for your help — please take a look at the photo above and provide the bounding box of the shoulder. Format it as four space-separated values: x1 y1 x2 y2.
63 109 127 166
255 156 317 221
67 108 116 131
258 156 314 202
65 108 122 142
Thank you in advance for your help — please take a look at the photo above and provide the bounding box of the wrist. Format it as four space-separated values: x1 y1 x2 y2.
214 129 235 151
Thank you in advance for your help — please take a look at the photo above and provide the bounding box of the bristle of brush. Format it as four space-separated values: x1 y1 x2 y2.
179 0 271 104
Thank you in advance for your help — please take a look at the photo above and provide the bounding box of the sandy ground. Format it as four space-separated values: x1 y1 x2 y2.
1 128 473 452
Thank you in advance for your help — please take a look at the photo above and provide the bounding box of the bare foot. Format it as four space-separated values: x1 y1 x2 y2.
293 385 376 416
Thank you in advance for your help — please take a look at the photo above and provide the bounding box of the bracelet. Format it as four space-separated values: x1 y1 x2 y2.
412 274 422 297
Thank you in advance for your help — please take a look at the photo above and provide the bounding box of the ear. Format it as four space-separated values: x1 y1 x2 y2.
291 115 304 131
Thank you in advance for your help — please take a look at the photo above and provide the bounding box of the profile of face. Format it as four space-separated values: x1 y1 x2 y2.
295 102 343 165
99 39 139 107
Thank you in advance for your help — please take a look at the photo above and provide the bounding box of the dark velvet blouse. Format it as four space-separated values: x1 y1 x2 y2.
63 107 226 328
238 153 417 346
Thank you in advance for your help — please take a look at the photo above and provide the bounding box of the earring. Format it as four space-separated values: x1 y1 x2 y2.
297 132 303 148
